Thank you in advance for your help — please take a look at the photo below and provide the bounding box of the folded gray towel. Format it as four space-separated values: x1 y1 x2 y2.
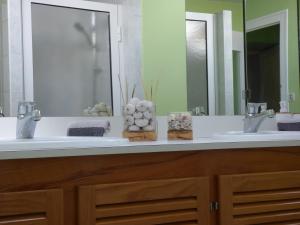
278 122 300 131
68 127 105 137
67 120 110 137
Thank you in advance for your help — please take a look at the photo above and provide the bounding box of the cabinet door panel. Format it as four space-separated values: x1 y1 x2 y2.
79 177 209 225
219 171 300 225
0 189 63 225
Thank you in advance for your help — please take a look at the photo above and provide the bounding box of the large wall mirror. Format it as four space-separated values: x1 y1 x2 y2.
0 0 299 117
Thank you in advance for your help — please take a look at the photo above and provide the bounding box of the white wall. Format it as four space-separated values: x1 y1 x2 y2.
5 0 24 116
1 0 9 115
216 10 234 115
232 31 246 114
120 0 143 99
0 1 3 110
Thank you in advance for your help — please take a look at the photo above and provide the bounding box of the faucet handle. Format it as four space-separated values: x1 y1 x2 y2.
17 102 41 119
247 103 256 114
258 103 267 113
247 102 267 114
18 102 37 114
32 109 41 121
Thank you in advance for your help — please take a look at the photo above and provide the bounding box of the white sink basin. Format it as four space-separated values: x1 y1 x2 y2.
213 131 300 141
0 136 129 151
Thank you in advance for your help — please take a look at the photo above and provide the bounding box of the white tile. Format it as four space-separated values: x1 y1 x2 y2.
3 55 9 92
7 0 22 56
8 53 23 92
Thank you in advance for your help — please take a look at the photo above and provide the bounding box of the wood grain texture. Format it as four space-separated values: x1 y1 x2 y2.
0 146 300 225
168 130 193 140
123 131 157 141
0 189 63 225
79 178 209 225
219 170 300 225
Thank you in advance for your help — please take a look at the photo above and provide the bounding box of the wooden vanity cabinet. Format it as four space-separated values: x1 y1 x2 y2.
0 189 63 225
1 147 300 225
78 177 210 225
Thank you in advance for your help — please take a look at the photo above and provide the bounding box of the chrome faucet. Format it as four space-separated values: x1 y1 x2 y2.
16 102 41 139
244 103 275 133
0 106 4 117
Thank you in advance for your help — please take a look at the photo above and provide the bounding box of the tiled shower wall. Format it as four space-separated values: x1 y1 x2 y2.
2 0 24 116
0 0 6 114
0 2 2 110
119 0 143 99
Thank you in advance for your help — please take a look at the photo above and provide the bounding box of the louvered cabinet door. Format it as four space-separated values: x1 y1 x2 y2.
0 189 63 225
79 177 210 225
219 170 300 225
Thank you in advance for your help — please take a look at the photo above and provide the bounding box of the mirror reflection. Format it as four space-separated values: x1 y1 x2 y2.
245 0 300 113
144 0 245 115
0 0 299 117
31 4 113 117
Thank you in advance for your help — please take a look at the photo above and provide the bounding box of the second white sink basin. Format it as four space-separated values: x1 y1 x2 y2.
0 136 129 151
213 131 300 141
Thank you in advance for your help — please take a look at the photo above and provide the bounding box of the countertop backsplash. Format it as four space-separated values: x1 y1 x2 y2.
0 116 277 140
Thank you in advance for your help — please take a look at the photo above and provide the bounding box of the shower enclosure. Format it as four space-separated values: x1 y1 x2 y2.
22 0 120 116
186 12 216 116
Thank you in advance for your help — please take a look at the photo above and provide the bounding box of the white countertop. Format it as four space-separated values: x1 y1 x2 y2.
0 136 299 160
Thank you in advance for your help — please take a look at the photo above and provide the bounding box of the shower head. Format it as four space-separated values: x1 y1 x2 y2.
74 22 85 32
74 22 94 48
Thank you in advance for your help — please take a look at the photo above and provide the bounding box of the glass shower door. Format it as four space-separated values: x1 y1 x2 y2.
186 20 209 115
185 12 216 116
22 0 120 116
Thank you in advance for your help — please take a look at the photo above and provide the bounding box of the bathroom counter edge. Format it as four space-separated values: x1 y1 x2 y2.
0 138 299 160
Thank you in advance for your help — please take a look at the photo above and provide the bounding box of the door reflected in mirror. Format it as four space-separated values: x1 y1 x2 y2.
245 0 300 113
247 25 281 112
185 0 245 115
186 16 210 116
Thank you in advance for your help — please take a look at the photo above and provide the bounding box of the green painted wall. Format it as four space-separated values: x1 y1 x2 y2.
246 0 300 112
186 0 244 32
142 0 187 115
142 0 245 115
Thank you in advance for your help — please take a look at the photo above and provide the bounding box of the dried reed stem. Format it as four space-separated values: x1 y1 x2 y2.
118 74 125 104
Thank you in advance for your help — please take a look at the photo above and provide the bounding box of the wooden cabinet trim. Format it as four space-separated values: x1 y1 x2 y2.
0 189 63 225
79 177 210 225
219 170 300 225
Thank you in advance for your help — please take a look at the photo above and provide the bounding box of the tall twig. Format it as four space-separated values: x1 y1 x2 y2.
125 78 128 104
131 84 136 98
118 74 125 104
